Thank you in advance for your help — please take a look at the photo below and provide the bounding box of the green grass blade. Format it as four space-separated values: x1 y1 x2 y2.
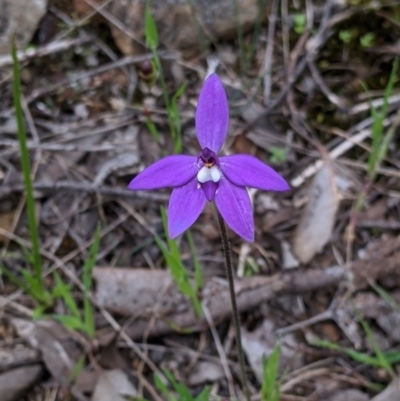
52 272 81 319
370 281 400 313
145 116 160 142
145 1 159 49
53 314 85 331
82 225 101 338
11 43 44 289
194 387 211 401
312 338 383 367
163 369 193 401
154 374 176 401
356 311 395 376
0 265 28 292
261 342 281 401
367 58 399 177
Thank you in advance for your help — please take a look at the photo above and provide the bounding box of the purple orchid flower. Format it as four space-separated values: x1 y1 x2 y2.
128 74 289 242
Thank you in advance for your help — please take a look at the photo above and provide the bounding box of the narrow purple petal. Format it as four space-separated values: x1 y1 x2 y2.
201 181 218 201
220 155 290 191
168 179 206 238
214 177 254 242
195 74 229 153
128 155 197 190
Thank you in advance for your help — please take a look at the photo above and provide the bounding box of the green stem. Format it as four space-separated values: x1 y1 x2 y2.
216 210 250 401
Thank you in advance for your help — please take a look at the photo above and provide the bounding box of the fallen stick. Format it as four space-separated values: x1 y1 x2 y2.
93 236 400 340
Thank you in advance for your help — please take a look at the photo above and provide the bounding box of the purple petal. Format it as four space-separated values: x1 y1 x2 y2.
220 155 290 191
201 181 218 201
128 155 197 190
195 74 229 153
168 178 206 238
214 177 254 242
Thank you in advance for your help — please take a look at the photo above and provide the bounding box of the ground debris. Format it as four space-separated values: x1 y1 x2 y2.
90 369 137 401
0 364 43 401
293 162 340 264
11 318 85 389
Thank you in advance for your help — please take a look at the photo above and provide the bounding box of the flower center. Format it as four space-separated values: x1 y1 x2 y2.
197 147 221 183
197 165 221 183
199 147 217 167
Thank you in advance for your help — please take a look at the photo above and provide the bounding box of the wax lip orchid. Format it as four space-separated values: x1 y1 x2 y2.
128 73 289 242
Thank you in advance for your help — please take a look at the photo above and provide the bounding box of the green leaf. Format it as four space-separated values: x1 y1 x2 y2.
194 387 211 401
145 2 159 49
53 272 81 319
311 338 385 368
164 369 193 401
261 342 281 401
68 355 85 383
145 116 160 142
339 29 352 44
360 32 375 48
356 311 395 376
53 314 85 331
293 13 306 34
154 374 176 401
367 58 398 178
371 281 400 313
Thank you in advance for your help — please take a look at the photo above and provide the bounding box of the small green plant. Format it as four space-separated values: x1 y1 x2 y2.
52 225 100 338
269 146 287 164
261 342 281 401
144 2 186 153
154 369 211 401
293 13 307 34
339 29 353 44
155 208 203 318
360 32 375 48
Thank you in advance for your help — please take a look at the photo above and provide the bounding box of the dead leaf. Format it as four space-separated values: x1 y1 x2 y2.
293 162 340 264
188 362 224 386
0 364 43 401
91 369 137 401
241 317 304 383
11 318 84 387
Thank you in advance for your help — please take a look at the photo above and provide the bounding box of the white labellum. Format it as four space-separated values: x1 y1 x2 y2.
197 165 221 183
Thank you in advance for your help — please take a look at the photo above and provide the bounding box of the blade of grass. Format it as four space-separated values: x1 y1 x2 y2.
12 43 45 293
370 281 400 313
367 58 398 177
82 225 101 338
52 272 81 319
356 310 395 376
261 342 281 401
